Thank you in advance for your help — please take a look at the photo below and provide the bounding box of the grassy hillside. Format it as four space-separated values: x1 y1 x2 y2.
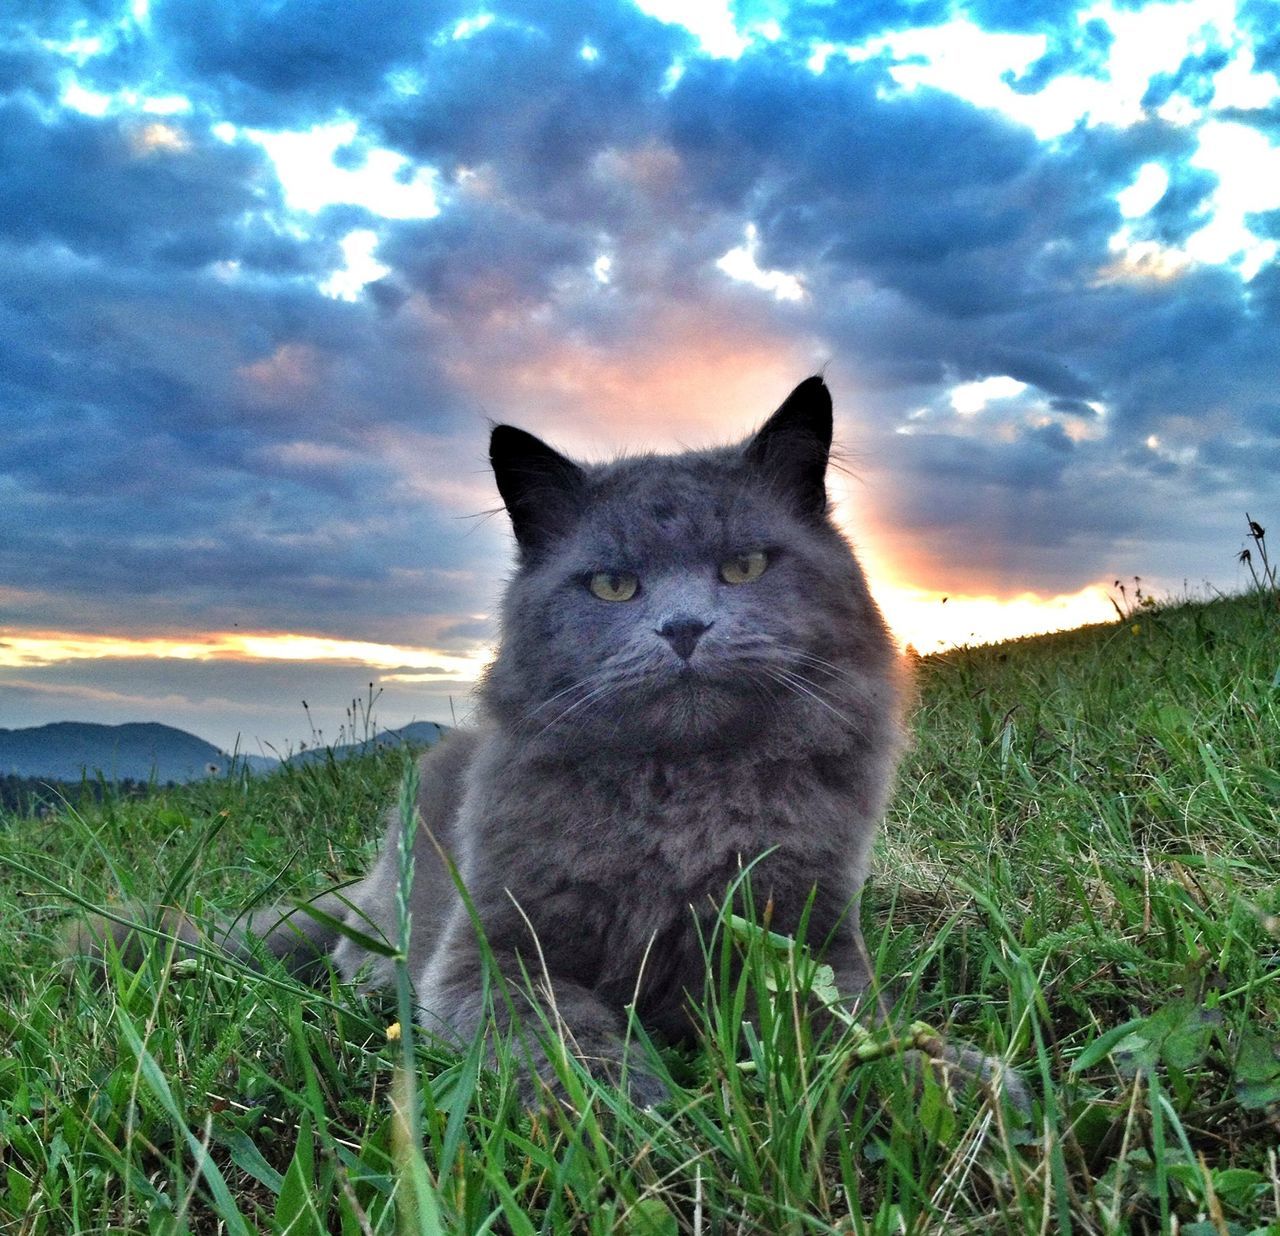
2 590 1277 1234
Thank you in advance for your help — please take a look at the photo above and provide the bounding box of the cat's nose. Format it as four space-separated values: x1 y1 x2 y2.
657 616 712 661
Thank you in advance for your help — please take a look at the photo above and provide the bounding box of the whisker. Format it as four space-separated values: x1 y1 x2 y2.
743 671 784 725
776 647 863 684
729 634 861 683
523 677 595 721
768 667 864 733
518 649 657 736
531 680 617 742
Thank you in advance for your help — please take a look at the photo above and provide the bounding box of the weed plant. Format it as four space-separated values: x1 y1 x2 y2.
2 590 1278 1233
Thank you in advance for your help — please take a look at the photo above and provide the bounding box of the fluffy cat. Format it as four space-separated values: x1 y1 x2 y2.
83 377 1017 1106
289 375 902 1102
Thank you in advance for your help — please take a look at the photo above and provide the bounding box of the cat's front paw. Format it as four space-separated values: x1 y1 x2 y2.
522 1064 670 1110
522 1050 671 1112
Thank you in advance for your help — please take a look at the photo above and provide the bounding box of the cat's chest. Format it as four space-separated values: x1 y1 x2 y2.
490 750 856 896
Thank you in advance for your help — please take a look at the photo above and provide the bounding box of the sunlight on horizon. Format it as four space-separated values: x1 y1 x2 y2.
0 584 1122 687
873 581 1119 653
0 630 489 678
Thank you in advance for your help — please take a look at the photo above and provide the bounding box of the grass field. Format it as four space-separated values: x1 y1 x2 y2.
2 587 1278 1234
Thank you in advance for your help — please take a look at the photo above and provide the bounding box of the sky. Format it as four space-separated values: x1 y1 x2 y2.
1 0 1277 755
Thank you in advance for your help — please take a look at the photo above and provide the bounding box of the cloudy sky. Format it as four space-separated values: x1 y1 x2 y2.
2 0 1277 754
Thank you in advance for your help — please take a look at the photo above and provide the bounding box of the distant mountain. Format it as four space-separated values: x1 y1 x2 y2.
0 721 274 783
283 720 450 767
0 718 451 784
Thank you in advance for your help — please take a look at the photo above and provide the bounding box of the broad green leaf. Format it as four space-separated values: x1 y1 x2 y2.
1212 1167 1268 1210
1159 1003 1220 1071
1233 1031 1280 1110
1070 1016 1148 1073
217 1128 284 1196
5 1165 32 1213
1112 1031 1157 1076
621 1197 679 1236
810 962 840 1004
916 1067 956 1148
275 1110 326 1236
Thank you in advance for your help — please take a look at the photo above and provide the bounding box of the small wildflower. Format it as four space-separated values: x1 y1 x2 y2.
1131 623 1141 635
386 1021 402 1042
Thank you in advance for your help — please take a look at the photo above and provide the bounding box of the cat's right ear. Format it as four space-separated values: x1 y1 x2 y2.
490 425 586 557
745 375 833 519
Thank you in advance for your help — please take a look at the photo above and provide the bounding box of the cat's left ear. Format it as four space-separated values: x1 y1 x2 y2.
490 425 586 557
745 375 833 518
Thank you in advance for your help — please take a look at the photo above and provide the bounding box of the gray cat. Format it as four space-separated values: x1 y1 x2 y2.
273 375 903 1103
83 377 1014 1106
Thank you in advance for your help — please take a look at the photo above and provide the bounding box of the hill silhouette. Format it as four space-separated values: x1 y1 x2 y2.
0 718 450 784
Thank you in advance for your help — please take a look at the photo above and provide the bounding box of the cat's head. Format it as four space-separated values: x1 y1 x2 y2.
483 377 900 755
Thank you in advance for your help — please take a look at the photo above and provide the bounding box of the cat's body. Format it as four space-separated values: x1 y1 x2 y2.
272 377 906 1100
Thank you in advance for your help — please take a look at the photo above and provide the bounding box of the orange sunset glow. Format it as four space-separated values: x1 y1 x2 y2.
0 629 488 678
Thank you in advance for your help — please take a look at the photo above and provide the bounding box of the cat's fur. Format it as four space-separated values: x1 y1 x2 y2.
83 378 1016 1105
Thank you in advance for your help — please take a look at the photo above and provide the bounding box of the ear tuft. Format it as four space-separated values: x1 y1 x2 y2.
489 425 585 556
744 376 833 518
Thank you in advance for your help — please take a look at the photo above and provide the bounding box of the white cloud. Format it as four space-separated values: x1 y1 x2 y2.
59 78 112 116
829 0 1276 143
632 0 749 58
320 229 391 301
244 121 441 220
821 1 1279 283
631 0 782 59
950 375 1028 415
1185 119 1280 279
716 224 805 301
1117 162 1170 218
450 13 495 40
858 20 1049 120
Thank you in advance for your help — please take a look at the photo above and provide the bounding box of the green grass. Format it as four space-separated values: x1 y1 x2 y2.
3 590 1279 1234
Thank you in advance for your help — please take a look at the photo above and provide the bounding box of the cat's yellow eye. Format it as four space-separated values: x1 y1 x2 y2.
588 571 640 602
720 551 769 585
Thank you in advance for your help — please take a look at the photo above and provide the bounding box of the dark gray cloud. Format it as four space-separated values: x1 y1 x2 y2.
151 0 450 110
381 204 595 318
0 98 292 269
375 4 687 192
1142 47 1232 112
19 0 463 130
0 219 500 646
666 50 1154 329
